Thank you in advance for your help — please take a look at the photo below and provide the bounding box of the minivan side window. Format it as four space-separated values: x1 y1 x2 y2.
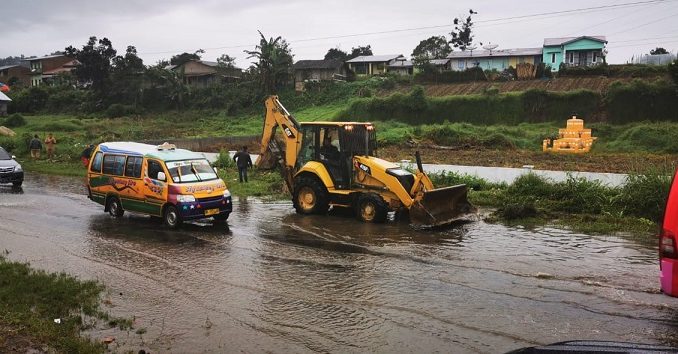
103 154 126 176
90 152 103 173
125 156 143 178
147 160 165 180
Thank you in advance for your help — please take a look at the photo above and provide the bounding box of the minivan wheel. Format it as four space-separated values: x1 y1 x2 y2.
12 181 22 188
107 197 124 217
163 205 182 228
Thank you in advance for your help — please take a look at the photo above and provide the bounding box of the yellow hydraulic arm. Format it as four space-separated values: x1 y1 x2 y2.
256 96 302 189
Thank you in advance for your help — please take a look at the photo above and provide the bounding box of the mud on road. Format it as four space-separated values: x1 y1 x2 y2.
1 174 677 353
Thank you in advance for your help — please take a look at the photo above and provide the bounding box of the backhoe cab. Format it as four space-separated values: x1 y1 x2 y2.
256 95 476 228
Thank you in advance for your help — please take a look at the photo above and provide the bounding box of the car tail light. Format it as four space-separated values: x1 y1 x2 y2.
661 229 677 259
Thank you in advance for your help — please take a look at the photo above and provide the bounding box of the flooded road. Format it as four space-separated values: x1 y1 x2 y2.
1 174 677 353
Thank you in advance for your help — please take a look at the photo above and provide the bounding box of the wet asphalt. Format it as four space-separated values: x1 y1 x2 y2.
1 174 677 353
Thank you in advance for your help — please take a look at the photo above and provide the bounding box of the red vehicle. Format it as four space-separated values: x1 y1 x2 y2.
660 169 678 297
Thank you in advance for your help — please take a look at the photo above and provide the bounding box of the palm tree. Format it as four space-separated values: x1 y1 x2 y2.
244 31 293 94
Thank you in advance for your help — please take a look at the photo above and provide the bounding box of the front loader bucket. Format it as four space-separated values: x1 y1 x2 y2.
409 184 477 228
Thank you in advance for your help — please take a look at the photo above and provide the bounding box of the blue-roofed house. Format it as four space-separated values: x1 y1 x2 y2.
542 36 607 71
447 48 543 72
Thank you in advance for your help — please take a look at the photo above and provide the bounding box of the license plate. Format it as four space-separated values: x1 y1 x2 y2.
205 208 219 216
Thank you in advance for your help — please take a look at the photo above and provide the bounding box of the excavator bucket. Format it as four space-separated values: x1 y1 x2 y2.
409 184 477 228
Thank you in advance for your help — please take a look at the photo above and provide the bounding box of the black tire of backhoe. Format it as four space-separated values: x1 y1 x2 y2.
292 175 330 215
356 193 389 223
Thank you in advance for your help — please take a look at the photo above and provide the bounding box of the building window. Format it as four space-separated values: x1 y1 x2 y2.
458 60 465 69
593 52 598 63
551 53 556 64
568 52 574 64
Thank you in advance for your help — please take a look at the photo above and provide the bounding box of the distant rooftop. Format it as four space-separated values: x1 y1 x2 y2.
346 54 404 63
543 36 607 46
23 54 68 61
387 59 413 67
429 58 451 65
293 59 344 70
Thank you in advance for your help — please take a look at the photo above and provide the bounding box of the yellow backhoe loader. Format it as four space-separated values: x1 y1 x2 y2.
256 96 476 228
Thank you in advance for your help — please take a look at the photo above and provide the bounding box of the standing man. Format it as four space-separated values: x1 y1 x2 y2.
232 146 253 183
44 133 57 160
29 134 42 160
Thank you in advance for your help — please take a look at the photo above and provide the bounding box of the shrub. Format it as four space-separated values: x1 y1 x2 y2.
415 66 486 83
606 79 678 123
8 86 50 113
3 113 26 127
498 199 538 220
105 103 136 118
614 170 673 221
0 136 17 152
670 59 678 86
213 149 235 169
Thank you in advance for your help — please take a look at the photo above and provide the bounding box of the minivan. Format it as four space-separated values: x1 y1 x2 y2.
87 142 232 228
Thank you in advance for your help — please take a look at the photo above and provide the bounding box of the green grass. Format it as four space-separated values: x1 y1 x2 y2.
219 168 286 199
21 160 86 177
429 169 673 236
0 255 105 353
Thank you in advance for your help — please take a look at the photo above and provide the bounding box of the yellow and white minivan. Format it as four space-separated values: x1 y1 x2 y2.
87 142 232 228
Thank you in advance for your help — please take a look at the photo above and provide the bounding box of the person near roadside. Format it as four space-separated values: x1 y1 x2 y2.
81 144 95 167
44 133 57 160
29 134 42 160
232 146 253 183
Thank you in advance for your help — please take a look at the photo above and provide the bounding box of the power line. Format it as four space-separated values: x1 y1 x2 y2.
607 10 678 35
139 0 677 55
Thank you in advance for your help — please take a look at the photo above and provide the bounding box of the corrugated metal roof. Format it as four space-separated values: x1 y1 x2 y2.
0 91 12 101
388 60 413 67
543 36 607 46
0 64 23 71
447 48 542 59
429 58 451 65
293 60 343 70
23 54 68 61
346 54 403 63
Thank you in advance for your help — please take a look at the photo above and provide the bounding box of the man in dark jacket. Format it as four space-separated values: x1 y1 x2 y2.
29 134 42 160
233 146 253 183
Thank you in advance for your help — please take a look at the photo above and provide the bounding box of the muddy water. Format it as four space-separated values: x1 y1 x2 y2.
1 174 677 353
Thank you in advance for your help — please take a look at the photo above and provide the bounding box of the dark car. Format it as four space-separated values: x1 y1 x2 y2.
0 146 23 187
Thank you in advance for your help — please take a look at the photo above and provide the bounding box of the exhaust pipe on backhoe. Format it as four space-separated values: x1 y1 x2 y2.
408 151 477 228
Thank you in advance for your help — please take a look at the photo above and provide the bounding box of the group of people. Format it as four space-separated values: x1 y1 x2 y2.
28 133 57 160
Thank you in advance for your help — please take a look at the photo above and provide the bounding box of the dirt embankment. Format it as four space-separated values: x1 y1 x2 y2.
379 145 678 174
387 75 670 96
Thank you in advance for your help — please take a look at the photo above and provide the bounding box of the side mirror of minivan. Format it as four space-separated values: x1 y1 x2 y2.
11 155 16 159
157 172 166 182
213 167 218 173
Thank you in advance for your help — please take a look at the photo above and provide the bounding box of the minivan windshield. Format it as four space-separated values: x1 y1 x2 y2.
165 159 218 183
0 147 11 160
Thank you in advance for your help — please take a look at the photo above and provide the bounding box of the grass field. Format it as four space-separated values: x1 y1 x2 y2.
0 254 132 353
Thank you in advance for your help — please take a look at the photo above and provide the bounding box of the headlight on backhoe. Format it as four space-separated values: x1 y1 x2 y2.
176 195 196 203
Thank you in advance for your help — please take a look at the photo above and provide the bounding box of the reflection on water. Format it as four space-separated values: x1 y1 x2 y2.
1 173 677 353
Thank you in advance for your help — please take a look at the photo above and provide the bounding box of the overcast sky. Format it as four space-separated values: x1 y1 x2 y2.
2 0 677 67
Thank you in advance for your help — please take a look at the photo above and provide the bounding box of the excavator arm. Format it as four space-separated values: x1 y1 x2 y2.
256 96 302 189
